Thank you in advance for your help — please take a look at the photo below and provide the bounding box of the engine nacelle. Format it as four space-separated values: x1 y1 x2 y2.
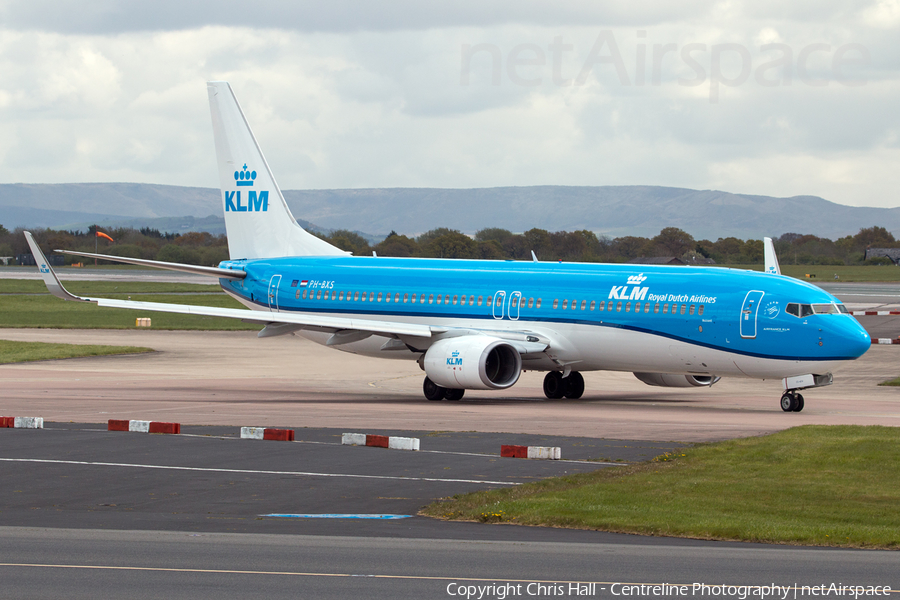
633 373 721 388
423 336 522 390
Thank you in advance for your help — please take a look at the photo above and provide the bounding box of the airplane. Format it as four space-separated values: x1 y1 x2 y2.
24 81 871 412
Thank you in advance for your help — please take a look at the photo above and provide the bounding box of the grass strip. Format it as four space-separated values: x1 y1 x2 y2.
879 377 900 386
0 339 152 364
0 279 222 295
421 425 900 549
0 293 260 330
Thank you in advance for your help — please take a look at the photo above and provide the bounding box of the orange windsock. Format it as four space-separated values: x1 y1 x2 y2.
96 232 114 242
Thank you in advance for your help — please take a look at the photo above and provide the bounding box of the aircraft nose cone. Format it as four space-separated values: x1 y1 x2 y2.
844 320 871 358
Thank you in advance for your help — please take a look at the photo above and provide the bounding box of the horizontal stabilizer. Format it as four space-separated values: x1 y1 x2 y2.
56 250 246 280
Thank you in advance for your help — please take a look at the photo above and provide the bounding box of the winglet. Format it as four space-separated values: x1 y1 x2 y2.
23 232 89 302
764 237 781 275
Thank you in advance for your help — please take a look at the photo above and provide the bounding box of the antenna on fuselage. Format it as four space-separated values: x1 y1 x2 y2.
764 237 782 275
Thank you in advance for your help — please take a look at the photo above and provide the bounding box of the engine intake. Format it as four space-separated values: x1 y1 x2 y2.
423 336 522 390
633 373 721 388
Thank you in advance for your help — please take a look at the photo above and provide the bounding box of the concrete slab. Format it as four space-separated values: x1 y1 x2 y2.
1 328 898 442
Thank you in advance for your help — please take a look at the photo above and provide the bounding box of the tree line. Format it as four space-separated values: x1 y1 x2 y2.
2 223 898 267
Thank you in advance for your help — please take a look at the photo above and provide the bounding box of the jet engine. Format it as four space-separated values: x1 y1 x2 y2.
633 373 721 387
422 336 521 390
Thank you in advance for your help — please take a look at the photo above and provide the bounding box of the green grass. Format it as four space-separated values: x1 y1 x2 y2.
0 291 260 330
879 377 900 387
421 426 900 548
0 280 222 295
0 339 152 364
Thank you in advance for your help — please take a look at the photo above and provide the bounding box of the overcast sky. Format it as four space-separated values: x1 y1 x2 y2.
1 0 898 208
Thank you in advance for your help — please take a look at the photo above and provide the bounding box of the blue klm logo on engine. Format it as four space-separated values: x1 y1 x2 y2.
447 350 462 366
225 164 268 212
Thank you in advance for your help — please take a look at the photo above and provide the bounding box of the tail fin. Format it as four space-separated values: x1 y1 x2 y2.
207 81 344 259
764 237 782 275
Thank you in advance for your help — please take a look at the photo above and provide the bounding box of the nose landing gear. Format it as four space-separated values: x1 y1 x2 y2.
780 392 805 412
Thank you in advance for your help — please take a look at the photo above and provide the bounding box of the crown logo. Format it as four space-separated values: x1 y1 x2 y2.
234 164 257 187
627 273 647 285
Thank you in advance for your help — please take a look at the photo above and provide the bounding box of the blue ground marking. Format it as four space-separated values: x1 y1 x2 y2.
261 514 413 519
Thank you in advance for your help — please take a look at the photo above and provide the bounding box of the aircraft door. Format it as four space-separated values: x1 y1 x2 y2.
268 274 282 312
508 291 522 321
492 291 506 320
739 290 765 338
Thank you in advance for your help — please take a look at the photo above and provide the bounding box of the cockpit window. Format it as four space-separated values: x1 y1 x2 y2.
786 303 813 318
812 303 839 314
787 302 846 317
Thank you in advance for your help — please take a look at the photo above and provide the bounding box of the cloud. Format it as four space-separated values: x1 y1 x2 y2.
0 3 897 211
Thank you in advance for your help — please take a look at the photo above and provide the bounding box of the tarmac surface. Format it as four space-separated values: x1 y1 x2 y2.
1 274 898 598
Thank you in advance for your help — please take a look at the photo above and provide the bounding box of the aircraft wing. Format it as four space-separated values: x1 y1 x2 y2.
24 231 438 340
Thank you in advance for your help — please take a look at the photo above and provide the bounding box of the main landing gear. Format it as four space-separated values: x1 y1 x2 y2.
780 391 805 412
542 371 584 400
423 377 465 401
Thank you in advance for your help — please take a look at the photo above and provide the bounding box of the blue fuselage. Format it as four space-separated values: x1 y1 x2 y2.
217 256 870 376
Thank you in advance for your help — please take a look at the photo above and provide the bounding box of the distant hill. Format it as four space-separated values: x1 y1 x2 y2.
2 182 899 241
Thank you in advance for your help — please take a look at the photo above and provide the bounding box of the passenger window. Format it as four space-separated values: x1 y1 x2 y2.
511 297 518 308
581 300 586 310
377 292 383 302
469 295 475 306
452 295 458 305
590 301 595 311
403 293 409 303
353 292 359 301
395 293 400 302
634 302 641 313
598 301 605 311
663 304 669 314
528 298 535 308
616 301 622 312
563 299 568 309
680 304 686 315
429 294 434 304
369 293 374 302
420 294 426 303
553 299 559 309
644 303 650 313
654 303 659 313
436 295 442 304
295 290 300 299
487 296 493 307
302 290 308 299
316 290 322 300
625 302 631 312
536 298 542 308
411 294 417 304
445 295 450 304
698 305 704 316
477 296 483 306
385 293 391 303
689 304 695 315
361 292 367 302
332 291 337 300
339 291 344 301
